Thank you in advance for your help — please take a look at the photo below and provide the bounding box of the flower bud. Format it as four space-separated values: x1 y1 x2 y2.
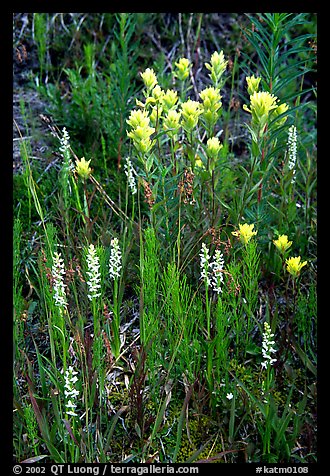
75 157 92 180
272 102 289 126
174 58 191 81
205 51 228 88
286 256 307 278
163 109 181 138
161 89 178 113
273 235 292 254
232 223 257 245
206 137 223 159
140 68 158 91
246 75 261 96
180 99 202 133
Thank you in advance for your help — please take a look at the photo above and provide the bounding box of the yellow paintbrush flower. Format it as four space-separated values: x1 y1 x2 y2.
163 109 181 138
126 109 150 130
246 75 261 96
75 157 92 180
200 86 222 111
243 91 278 130
205 51 228 87
140 67 158 91
286 256 307 278
273 235 292 254
206 137 223 157
232 223 257 245
127 109 155 154
272 102 289 126
161 89 178 113
174 58 191 81
200 86 222 133
180 99 203 133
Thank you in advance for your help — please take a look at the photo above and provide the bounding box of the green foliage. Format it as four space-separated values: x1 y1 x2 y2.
13 13 317 464
242 13 316 97
13 217 25 364
33 13 48 81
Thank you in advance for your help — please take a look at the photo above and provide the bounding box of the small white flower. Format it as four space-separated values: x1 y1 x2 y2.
86 244 102 301
200 242 211 285
109 238 122 280
226 392 233 400
124 157 137 195
200 244 225 293
60 127 74 168
59 127 70 157
52 250 67 309
287 125 297 183
261 322 277 370
64 366 79 418
210 249 224 294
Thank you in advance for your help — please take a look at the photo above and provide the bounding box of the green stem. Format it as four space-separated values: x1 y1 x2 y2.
205 282 211 341
211 170 215 225
262 366 273 457
171 137 176 175
92 298 99 337
111 278 120 358
177 193 182 269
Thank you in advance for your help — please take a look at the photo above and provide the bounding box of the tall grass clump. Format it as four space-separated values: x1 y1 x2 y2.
13 13 317 464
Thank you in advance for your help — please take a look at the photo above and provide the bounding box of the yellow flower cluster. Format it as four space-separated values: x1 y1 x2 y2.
205 51 228 88
246 75 261 96
162 89 178 113
163 109 181 139
206 137 223 159
128 52 229 170
126 109 155 155
75 157 92 180
200 86 222 135
243 88 289 132
140 68 158 92
173 58 191 81
285 256 307 278
243 91 278 130
273 234 307 278
180 99 203 134
138 67 183 138
273 235 292 254
232 223 257 245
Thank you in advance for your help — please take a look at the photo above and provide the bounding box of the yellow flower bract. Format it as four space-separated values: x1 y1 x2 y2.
180 100 203 132
174 58 191 81
273 235 292 254
244 91 278 117
286 256 307 278
206 137 223 158
126 109 155 154
232 223 257 245
75 157 92 180
140 68 158 91
246 75 261 96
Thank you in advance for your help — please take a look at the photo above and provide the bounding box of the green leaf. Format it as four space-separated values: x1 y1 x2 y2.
145 154 154 173
21 455 48 463
32 339 48 399
172 384 192 463
134 422 142 438
246 342 261 356
252 139 261 158
229 393 236 443
291 337 317 376
105 406 129 451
